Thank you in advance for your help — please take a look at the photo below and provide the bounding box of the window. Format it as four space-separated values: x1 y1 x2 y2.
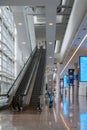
0 6 15 95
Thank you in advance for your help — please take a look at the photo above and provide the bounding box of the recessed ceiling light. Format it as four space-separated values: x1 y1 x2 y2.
49 56 52 58
49 42 53 44
49 23 53 26
54 68 57 71
3 48 6 50
18 22 23 26
22 42 26 44
26 56 28 59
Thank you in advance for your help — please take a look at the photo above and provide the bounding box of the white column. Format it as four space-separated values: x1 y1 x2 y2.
74 63 79 103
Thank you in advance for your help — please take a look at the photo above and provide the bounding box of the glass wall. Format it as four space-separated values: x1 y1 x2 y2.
0 6 15 95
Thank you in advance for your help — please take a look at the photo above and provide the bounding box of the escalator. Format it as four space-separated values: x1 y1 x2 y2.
0 47 46 111
15 49 40 95
0 47 41 110
11 48 42 110
29 48 46 110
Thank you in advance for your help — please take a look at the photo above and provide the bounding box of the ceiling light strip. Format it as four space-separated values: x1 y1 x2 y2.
49 42 53 44
60 34 87 75
49 23 53 26
18 23 23 26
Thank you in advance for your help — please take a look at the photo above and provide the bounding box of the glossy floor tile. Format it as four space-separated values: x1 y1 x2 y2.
0 95 87 130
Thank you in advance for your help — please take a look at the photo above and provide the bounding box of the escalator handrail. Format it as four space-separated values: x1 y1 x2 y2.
11 48 45 109
21 48 42 97
7 47 37 96
40 49 46 94
0 47 37 97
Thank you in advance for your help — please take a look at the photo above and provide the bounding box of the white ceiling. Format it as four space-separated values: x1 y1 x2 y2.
0 0 74 85
10 6 31 60
59 13 87 77
0 0 74 65
1 0 87 82
59 0 87 63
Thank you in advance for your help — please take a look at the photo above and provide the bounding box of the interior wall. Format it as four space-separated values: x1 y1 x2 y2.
27 14 36 51
79 82 87 96
15 42 24 77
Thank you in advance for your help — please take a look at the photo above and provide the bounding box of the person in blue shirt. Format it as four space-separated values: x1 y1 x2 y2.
47 92 54 108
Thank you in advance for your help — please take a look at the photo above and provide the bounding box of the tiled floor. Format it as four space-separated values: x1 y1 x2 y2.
0 95 87 130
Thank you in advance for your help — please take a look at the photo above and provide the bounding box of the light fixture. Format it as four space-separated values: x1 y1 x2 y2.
3 48 6 51
18 22 23 26
33 16 37 24
49 23 53 26
49 56 52 58
60 34 87 75
54 68 57 71
26 56 28 59
49 42 53 44
22 42 26 44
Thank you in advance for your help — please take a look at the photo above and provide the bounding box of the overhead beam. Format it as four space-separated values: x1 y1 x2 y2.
57 12 70 15
58 5 72 9
34 23 67 26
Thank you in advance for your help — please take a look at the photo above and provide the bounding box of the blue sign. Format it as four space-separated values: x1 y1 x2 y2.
80 56 87 82
74 74 78 80
63 98 68 115
68 69 74 75
63 75 68 88
68 69 74 85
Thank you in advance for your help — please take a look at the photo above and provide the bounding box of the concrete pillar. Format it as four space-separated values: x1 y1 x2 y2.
68 85 70 104
74 63 79 102
72 85 74 104
57 63 61 101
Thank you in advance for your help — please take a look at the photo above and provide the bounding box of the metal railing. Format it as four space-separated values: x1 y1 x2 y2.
0 47 37 99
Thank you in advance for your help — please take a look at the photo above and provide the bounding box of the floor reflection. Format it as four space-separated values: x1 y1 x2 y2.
0 95 87 130
63 97 68 116
58 95 87 130
80 114 87 130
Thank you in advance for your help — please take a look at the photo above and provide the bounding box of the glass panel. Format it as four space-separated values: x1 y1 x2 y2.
0 6 15 98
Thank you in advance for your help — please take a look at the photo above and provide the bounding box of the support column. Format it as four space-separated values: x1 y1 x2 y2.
74 63 79 102
68 85 70 104
57 63 61 101
72 85 74 104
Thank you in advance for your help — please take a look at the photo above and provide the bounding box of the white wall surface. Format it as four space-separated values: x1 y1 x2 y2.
15 43 24 77
79 82 87 96
27 14 36 51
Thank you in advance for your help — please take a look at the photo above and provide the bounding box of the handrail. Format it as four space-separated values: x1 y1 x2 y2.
22 48 45 99
18 48 43 107
40 49 46 94
0 47 37 97
7 47 37 96
21 48 42 97
11 47 44 109
23 48 46 107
